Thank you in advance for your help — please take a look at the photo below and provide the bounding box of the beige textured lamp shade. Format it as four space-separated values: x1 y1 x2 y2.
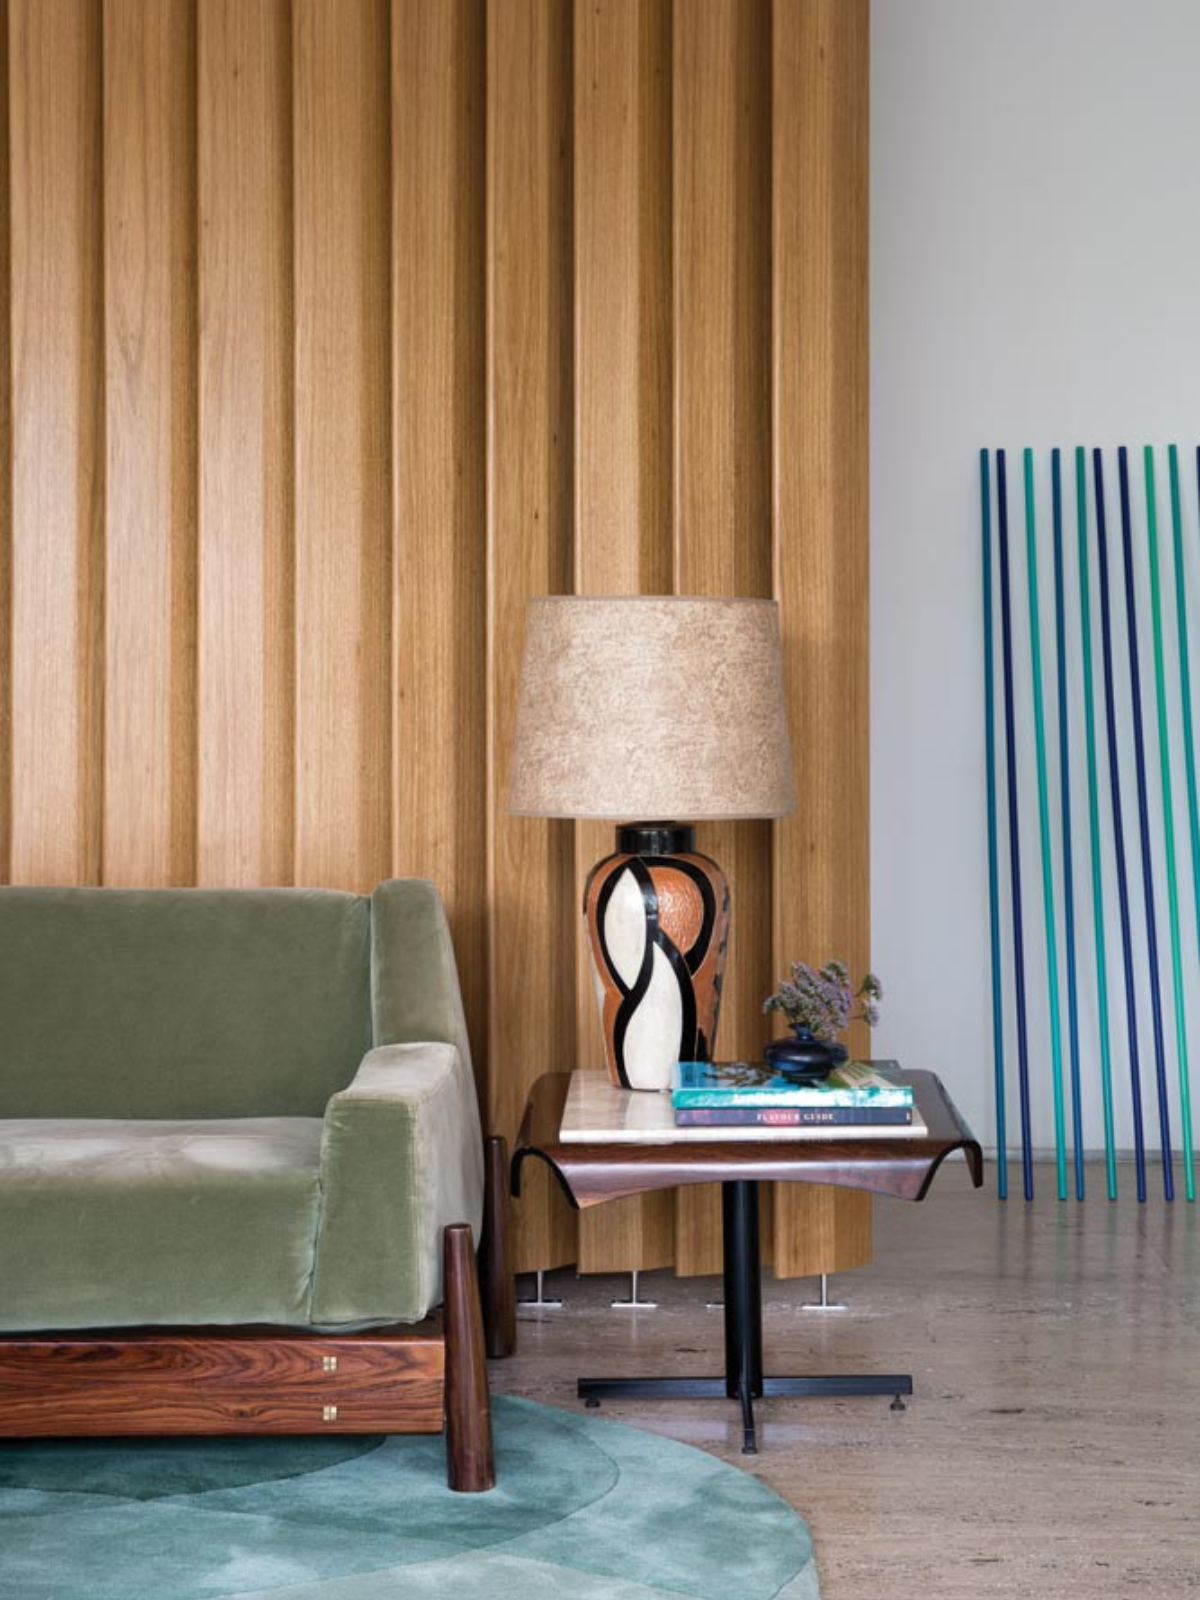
508 596 796 820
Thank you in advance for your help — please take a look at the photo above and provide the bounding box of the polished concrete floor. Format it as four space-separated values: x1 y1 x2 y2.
492 1161 1198 1599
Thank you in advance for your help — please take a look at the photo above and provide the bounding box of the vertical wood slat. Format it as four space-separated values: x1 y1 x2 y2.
196 0 294 887
770 0 872 1277
0 0 870 1283
391 0 488 1083
573 0 675 1274
292 0 392 892
103 0 196 887
0 0 10 886
672 0 774 1276
486 0 576 1272
8 0 104 887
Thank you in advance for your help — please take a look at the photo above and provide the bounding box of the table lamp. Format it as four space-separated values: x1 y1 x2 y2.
508 596 796 1092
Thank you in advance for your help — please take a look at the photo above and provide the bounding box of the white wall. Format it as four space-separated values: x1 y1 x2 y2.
870 0 1200 1164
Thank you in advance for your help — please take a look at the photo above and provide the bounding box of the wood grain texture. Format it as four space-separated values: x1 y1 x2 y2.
573 0 675 1274
0 0 10 886
671 0 773 1276
8 0 104 886
293 0 391 891
0 0 868 1283
103 0 197 887
486 0 576 1272
443 1220 495 1491
197 0 294 886
391 0 488 1072
770 0 872 1278
0 1329 445 1435
480 1135 516 1359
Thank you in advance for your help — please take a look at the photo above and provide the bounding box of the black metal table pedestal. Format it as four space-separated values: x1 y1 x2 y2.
577 1179 913 1454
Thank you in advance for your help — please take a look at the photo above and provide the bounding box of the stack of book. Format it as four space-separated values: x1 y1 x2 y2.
671 1059 926 1138
558 1062 926 1143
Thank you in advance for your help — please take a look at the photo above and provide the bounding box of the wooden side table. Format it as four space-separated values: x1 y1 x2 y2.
512 1069 983 1453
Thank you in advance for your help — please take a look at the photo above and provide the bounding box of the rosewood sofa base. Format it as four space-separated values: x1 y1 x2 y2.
0 1138 516 1494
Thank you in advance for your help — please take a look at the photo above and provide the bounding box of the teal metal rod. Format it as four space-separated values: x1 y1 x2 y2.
1075 447 1118 1198
1052 450 1085 1199
1167 446 1198 1199
1117 447 1174 1199
1024 448 1069 1199
1144 447 1193 1201
981 450 1008 1198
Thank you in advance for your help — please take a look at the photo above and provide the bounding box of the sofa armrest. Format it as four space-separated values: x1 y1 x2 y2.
309 1042 485 1326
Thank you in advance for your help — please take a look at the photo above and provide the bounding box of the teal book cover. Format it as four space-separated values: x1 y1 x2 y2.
671 1059 914 1110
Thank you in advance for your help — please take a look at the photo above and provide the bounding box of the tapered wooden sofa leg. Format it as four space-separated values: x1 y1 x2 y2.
480 1136 516 1359
443 1222 495 1492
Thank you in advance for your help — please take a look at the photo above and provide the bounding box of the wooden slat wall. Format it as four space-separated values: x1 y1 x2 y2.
572 0 675 1274
196 0 294 888
391 0 488 1092
772 0 872 1274
0 0 11 887
10 0 104 887
103 0 197 888
486 0 577 1269
0 0 870 1281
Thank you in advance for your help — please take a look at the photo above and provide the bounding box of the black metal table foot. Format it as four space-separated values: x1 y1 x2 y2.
738 1382 758 1454
576 1371 913 1441
578 1376 732 1403
760 1374 914 1402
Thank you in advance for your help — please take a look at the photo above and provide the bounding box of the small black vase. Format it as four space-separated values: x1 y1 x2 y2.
762 1027 848 1082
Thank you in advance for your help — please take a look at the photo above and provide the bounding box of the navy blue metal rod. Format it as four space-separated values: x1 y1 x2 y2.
1118 447 1174 1199
981 451 1008 1199
997 449 1035 1198
1094 449 1148 1201
1052 450 1085 1199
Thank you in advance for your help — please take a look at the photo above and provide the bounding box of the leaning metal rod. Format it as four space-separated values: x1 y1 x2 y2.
997 449 1035 1198
1051 449 1085 1199
1171 445 1200 1198
1146 447 1194 1202
1118 446 1174 1200
1024 448 1068 1199
1075 447 1118 1198
981 450 1009 1198
1183 447 1200 918
1093 449 1148 1201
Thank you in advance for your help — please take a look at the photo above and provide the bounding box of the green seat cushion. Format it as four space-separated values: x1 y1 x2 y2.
0 888 371 1118
0 1119 323 1330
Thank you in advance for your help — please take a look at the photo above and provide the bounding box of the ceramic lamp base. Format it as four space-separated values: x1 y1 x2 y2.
584 824 729 1091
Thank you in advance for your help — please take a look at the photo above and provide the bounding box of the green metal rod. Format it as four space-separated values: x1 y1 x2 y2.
1075 447 1118 1198
1024 448 1068 1198
1145 447 1193 1201
1166 446 1197 1199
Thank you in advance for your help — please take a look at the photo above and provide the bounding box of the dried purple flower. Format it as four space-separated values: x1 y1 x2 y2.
763 960 884 1042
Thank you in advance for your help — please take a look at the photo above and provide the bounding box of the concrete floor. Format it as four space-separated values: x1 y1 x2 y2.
491 1161 1199 1599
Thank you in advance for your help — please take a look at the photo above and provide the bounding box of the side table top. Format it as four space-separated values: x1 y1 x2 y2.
513 1068 984 1208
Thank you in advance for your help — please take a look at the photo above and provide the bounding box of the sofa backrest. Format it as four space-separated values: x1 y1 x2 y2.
0 887 372 1118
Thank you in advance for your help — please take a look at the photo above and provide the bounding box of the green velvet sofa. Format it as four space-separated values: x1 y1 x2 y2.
0 879 509 1492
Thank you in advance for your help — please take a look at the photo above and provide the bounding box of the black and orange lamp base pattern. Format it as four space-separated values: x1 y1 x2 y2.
584 823 730 1092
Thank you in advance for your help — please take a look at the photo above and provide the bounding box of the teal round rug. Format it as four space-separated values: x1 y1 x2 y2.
0 1397 819 1600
